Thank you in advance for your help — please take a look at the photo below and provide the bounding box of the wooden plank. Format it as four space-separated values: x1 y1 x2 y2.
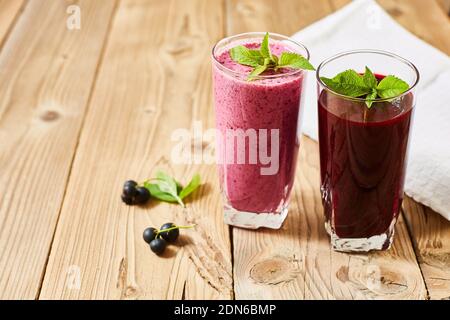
378 0 450 53
0 0 117 299
39 0 232 299
226 0 332 34
437 0 450 15
403 198 450 300
327 0 349 10
0 0 25 48
229 0 427 300
374 0 450 300
234 136 427 299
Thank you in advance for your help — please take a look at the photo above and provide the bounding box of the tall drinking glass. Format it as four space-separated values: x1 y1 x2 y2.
211 33 310 229
316 50 419 252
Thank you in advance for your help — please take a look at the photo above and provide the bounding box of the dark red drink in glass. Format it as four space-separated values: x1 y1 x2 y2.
316 50 419 252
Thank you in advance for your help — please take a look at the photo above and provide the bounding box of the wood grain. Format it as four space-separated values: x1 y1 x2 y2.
377 0 450 300
226 0 332 34
330 0 450 302
39 0 232 300
0 0 25 48
0 0 446 300
403 199 450 300
233 136 427 300
0 0 116 299
437 0 450 15
229 0 427 300
378 0 450 53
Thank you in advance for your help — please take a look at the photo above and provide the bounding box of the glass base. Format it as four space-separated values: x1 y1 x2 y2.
325 218 397 252
223 203 288 229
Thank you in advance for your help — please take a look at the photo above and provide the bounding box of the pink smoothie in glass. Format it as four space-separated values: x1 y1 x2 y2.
212 40 306 219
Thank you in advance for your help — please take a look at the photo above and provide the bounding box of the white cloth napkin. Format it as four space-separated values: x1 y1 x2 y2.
292 0 450 220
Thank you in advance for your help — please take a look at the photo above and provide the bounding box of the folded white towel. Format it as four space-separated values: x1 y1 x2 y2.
292 0 450 220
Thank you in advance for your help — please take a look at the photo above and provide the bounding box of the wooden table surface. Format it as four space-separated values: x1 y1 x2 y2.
0 0 449 300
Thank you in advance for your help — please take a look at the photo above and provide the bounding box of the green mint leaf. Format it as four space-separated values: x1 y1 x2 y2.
321 69 372 97
247 65 268 80
229 33 316 80
248 49 264 61
142 171 202 206
179 174 201 200
363 66 377 89
156 179 184 206
323 68 410 109
365 89 378 108
176 181 183 193
247 58 270 81
272 54 278 65
230 45 262 67
155 171 184 206
156 171 177 194
278 52 315 71
260 32 273 62
144 182 179 203
377 75 410 99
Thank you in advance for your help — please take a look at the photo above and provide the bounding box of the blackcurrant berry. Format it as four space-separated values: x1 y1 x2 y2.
143 227 158 244
124 180 137 188
159 222 179 243
123 184 138 197
123 180 138 196
135 187 151 204
150 238 167 255
121 193 134 205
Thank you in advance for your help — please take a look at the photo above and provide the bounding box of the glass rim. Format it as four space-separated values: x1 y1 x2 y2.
316 49 420 102
211 32 311 79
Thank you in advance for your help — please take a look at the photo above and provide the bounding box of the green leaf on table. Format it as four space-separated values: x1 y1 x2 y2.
143 171 202 207
377 75 410 99
155 171 184 206
179 174 201 200
144 182 178 203
156 171 177 194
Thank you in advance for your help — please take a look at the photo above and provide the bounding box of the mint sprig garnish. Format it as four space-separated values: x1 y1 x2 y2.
229 46 263 67
321 69 371 98
320 66 410 108
377 75 411 99
260 32 274 62
143 171 201 207
229 32 315 81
